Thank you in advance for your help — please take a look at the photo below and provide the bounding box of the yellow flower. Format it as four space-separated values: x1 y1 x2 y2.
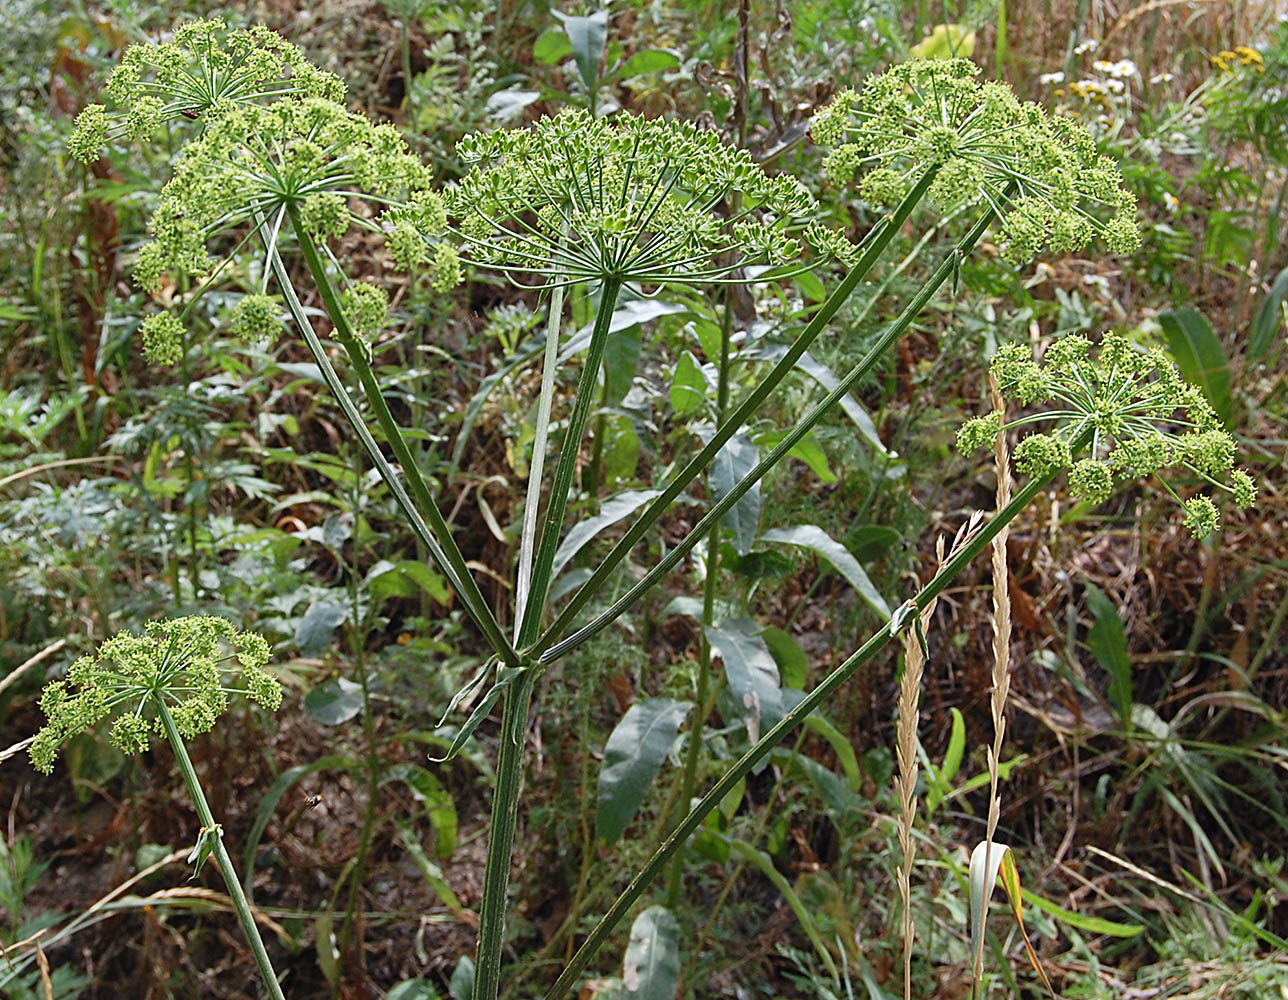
1235 45 1265 69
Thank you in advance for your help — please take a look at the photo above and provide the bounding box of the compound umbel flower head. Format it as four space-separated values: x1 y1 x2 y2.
813 59 1140 263
957 333 1256 538
30 617 280 774
68 17 345 163
444 108 856 289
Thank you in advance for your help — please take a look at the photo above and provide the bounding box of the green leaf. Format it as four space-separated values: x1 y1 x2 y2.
613 48 680 80
761 524 890 618
295 599 348 654
367 560 450 605
706 620 784 732
597 698 692 844
755 429 836 484
670 350 707 417
449 956 474 1000
484 88 541 123
910 23 976 59
304 677 364 726
394 817 469 923
968 843 1056 997
943 706 966 782
1249 265 1288 362
551 489 662 583
622 906 681 1000
382 764 458 859
1084 583 1132 724
552 10 608 91
1018 888 1144 937
604 325 642 406
601 414 641 485
387 979 440 1000
707 431 762 555
1158 306 1232 426
532 26 572 64
760 626 809 689
803 715 861 791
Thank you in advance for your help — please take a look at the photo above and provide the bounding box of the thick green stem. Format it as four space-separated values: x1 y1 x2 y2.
538 199 997 665
473 666 538 1000
665 287 734 904
543 434 1089 1000
515 278 623 647
527 168 939 660
155 699 285 1000
281 207 518 666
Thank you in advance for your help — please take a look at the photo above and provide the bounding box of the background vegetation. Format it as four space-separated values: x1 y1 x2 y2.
0 0 1285 998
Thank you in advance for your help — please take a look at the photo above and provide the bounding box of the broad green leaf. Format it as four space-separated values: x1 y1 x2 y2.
597 698 692 844
782 749 859 816
1018 888 1144 937
387 978 440 1000
1084 583 1132 723
304 677 364 726
382 764 458 859
670 350 706 416
295 599 347 654
707 431 762 555
761 524 890 618
532 26 572 64
755 429 836 484
968 842 1055 997
601 414 641 485
1159 306 1232 426
604 324 642 406
943 706 966 782
366 560 450 605
803 715 861 791
551 489 661 582
613 48 680 79
910 23 976 59
622 906 681 1000
1249 265 1288 362
449 956 474 1000
707 620 785 734
552 10 608 90
760 625 809 689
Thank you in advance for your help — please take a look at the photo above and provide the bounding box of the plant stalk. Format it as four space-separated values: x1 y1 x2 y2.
155 698 285 1000
543 428 1090 1000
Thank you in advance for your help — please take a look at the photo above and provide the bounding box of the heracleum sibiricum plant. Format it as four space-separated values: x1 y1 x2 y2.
30 618 286 1000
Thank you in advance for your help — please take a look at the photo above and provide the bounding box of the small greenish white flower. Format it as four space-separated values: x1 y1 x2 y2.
341 281 390 340
957 332 1255 537
229 294 282 344
140 312 185 366
812 58 1140 263
68 17 345 163
30 617 280 774
444 108 851 288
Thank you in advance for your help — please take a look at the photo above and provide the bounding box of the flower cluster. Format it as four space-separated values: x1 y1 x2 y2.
30 617 280 774
444 109 851 288
132 95 456 319
68 17 345 163
1212 46 1265 73
957 333 1256 537
812 59 1140 263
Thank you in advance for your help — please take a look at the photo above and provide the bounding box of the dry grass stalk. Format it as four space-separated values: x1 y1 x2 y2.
974 374 1013 982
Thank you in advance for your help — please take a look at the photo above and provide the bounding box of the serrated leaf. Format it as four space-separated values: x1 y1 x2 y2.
1084 583 1132 723
1159 306 1232 426
551 489 662 583
295 599 348 654
622 906 681 1000
597 698 692 844
304 677 364 726
761 524 890 617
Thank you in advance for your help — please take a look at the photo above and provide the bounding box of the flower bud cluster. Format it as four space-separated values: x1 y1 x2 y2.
30 617 280 774
68 17 345 164
813 59 1140 263
957 333 1255 537
444 108 853 287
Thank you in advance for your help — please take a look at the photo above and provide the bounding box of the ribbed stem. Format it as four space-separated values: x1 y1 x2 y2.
543 428 1090 1000
155 699 285 1000
472 666 538 1000
283 206 518 666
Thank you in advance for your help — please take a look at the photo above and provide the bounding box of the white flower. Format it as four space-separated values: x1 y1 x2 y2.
1150 72 1175 84
1163 192 1180 212
1040 71 1065 84
1083 274 1110 294
1094 59 1113 73
1112 59 1139 78
1074 39 1099 54
1105 78 1125 94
